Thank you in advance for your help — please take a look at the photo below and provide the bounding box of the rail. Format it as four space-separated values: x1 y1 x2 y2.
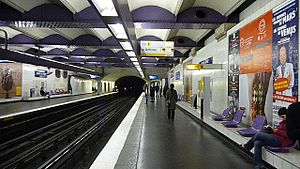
0 93 137 169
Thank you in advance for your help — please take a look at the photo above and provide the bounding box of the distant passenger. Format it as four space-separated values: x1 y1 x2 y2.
150 84 155 102
241 107 294 169
166 84 178 120
40 87 50 99
155 85 159 97
163 85 168 98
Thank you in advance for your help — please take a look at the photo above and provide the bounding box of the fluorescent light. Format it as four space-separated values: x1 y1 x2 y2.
126 51 136 56
92 0 118 16
108 24 128 39
130 58 138 62
120 42 133 51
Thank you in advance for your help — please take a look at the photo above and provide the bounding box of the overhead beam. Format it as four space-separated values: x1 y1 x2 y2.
0 49 101 75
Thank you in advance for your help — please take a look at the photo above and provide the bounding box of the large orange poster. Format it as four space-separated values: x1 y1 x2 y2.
240 11 273 74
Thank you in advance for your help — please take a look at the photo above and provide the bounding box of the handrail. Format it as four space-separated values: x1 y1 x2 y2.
0 29 8 50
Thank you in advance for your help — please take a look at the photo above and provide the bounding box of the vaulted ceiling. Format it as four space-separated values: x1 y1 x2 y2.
0 0 254 79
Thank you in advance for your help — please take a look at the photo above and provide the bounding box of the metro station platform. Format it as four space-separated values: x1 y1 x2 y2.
0 93 101 117
90 94 254 169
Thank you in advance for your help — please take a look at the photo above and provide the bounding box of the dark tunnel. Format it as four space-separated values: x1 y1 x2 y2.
115 76 146 96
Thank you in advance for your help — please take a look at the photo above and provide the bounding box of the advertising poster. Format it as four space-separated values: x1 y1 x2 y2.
228 31 240 115
239 11 273 122
272 0 298 126
237 11 274 122
184 60 192 103
0 62 22 98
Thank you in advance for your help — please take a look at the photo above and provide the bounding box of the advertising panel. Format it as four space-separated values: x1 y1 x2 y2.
0 62 22 98
240 11 273 74
272 0 298 126
238 11 273 121
184 60 192 103
175 71 180 80
228 31 240 115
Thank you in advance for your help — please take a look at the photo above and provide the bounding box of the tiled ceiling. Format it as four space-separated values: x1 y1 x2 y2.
0 0 254 79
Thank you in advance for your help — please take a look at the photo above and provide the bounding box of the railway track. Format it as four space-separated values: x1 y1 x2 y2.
0 94 137 169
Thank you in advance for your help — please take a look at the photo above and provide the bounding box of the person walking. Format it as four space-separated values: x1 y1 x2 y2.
166 84 178 120
150 84 155 102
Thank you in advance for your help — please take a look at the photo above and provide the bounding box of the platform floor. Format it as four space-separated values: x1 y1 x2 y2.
113 97 253 169
0 93 99 117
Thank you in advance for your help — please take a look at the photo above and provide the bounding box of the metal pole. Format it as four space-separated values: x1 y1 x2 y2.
0 29 8 50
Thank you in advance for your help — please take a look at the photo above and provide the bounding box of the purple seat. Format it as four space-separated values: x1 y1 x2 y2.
213 108 230 121
237 115 266 137
266 140 298 153
222 110 244 127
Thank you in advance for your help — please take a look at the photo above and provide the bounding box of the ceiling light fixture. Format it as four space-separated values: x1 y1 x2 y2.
92 0 118 16
130 58 138 62
108 24 128 39
126 51 136 56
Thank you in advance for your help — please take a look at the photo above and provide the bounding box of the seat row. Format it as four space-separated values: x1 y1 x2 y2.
212 108 299 153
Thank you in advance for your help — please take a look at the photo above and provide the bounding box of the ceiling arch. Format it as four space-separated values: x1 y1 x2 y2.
128 0 183 14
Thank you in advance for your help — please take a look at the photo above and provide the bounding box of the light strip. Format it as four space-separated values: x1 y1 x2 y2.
119 42 133 51
92 0 118 16
126 51 136 56
108 24 128 39
130 58 138 62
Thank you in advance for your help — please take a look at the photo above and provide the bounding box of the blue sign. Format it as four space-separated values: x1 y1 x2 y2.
199 57 213 64
35 69 47 78
148 75 158 80
175 71 180 80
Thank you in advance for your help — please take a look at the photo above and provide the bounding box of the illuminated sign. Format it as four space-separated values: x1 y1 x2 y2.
140 41 174 57
35 69 47 78
187 64 203 70
148 75 158 80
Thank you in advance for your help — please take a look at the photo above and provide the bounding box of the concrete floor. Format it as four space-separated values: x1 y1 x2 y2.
117 96 254 169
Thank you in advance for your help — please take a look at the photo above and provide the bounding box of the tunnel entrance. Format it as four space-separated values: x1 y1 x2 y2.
115 76 145 96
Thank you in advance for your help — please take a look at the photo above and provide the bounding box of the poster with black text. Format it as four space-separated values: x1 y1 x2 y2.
272 0 298 126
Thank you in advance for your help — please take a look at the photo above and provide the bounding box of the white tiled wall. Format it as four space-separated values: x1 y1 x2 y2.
70 77 93 95
101 81 115 93
192 38 228 114
22 64 68 97
169 0 299 117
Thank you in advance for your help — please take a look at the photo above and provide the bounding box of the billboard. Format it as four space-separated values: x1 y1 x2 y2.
272 0 298 126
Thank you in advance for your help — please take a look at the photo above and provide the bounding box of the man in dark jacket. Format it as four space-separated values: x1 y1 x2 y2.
286 103 300 145
166 84 178 120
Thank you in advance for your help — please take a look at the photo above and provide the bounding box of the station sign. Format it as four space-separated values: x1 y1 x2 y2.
140 41 174 57
35 69 47 78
